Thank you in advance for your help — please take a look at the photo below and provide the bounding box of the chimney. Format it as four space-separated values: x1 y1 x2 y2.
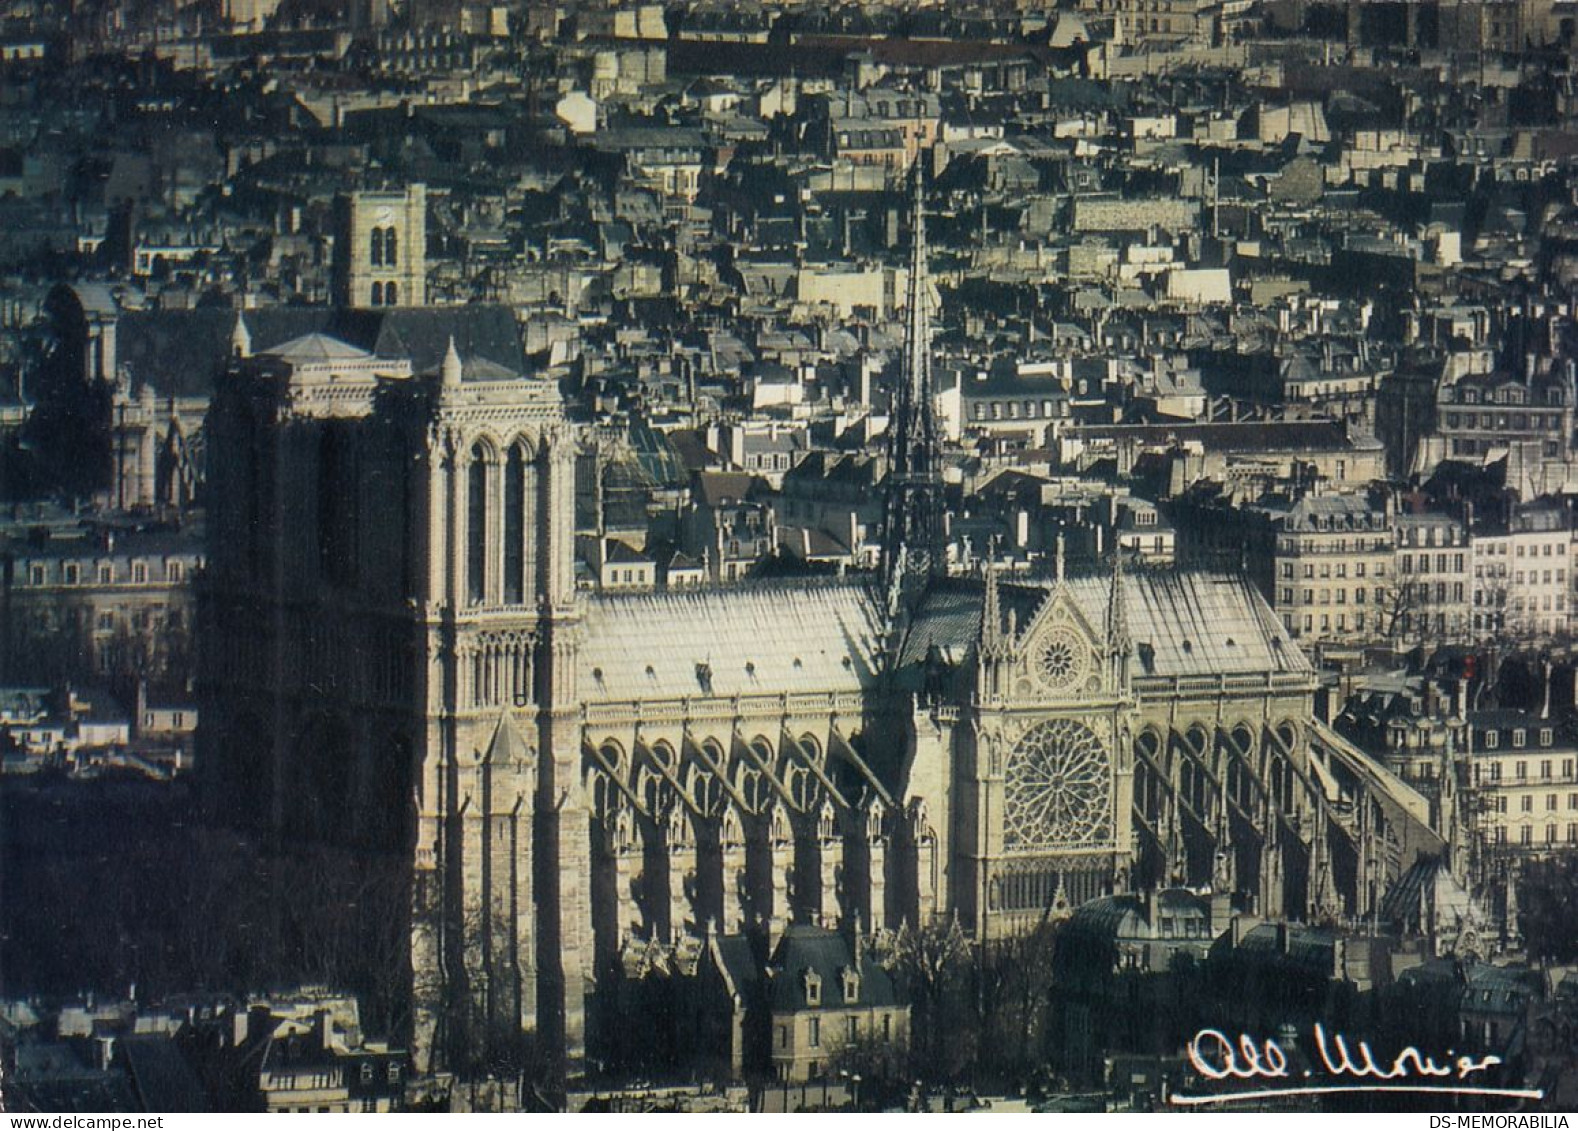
1209 891 1232 937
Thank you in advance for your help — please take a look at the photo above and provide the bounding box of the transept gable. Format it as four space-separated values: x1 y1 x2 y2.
1009 580 1107 702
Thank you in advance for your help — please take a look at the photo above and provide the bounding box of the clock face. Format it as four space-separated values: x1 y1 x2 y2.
376 207 394 224
1033 627 1087 694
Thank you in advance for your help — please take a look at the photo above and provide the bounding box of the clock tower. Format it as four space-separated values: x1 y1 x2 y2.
332 185 428 308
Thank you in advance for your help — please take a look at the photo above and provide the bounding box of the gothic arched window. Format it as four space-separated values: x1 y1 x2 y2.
504 447 525 604
467 445 488 605
385 281 398 305
370 281 384 306
385 227 398 268
370 229 384 267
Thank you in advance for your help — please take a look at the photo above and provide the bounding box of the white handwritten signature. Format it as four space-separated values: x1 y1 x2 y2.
1168 1025 1544 1106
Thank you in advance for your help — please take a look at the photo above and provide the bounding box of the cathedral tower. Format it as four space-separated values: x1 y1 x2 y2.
199 313 579 1077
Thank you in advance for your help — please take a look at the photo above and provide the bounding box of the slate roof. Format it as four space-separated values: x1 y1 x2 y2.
899 572 1309 679
692 471 772 508
767 925 901 1013
265 332 373 362
1067 888 1210 940
1217 922 1339 974
577 579 883 702
112 305 530 399
1378 854 1482 935
713 934 763 1000
122 1036 210 1113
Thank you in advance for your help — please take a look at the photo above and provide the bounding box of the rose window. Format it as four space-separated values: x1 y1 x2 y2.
1033 627 1088 694
1003 718 1112 851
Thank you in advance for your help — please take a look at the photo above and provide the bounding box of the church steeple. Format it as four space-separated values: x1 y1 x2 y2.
881 158 945 613
980 556 1006 659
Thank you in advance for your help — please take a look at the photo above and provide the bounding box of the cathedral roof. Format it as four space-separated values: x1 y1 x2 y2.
265 332 373 362
900 570 1309 680
1378 854 1484 938
577 580 883 702
111 304 531 400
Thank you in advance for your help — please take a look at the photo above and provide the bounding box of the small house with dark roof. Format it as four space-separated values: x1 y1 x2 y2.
596 538 656 591
764 926 908 1083
661 550 706 590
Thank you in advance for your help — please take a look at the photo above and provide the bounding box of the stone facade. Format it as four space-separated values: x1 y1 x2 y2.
331 186 427 309
200 324 1434 1078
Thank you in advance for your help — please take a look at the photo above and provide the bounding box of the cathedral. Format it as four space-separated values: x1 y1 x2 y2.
198 172 1439 1077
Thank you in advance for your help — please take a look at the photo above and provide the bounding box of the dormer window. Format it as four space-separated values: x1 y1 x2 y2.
1514 729 1527 748
1540 728 1553 747
1485 731 1499 749
841 967 860 1004
803 969 822 1006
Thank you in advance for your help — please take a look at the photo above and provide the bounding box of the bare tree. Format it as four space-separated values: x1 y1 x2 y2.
888 917 974 1082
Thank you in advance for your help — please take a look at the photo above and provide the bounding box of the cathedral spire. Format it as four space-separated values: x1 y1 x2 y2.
1107 549 1130 656
980 555 1004 659
881 157 945 610
1108 549 1131 689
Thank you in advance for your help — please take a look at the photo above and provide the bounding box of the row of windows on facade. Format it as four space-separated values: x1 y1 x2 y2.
1278 537 1387 554
1474 594 1566 614
1489 792 1578 813
1402 553 1469 574
1402 752 1574 777
1279 584 1411 606
776 1012 894 1054
604 567 652 585
1475 568 1569 591
1481 733 1566 755
1493 824 1578 846
1288 510 1388 535
971 399 1064 422
1472 613 1566 633
1282 611 1461 636
31 607 184 633
1281 560 1388 579
1443 410 1566 430
1479 541 1569 558
368 281 400 306
1453 439 1563 458
1399 526 1466 548
24 560 187 586
1446 384 1565 407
